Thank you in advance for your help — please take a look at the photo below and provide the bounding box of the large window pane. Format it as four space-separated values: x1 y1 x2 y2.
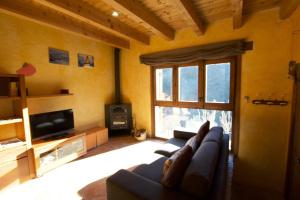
178 66 198 102
205 63 230 103
155 106 232 139
156 68 172 101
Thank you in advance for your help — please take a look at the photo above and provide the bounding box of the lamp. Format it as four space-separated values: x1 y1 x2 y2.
16 62 36 76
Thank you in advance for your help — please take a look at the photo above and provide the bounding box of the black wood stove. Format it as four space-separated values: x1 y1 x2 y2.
105 48 132 135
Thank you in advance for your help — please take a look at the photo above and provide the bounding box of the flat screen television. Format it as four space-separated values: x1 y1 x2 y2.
30 109 74 140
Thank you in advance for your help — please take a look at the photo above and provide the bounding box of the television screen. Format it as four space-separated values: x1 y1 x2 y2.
30 109 74 140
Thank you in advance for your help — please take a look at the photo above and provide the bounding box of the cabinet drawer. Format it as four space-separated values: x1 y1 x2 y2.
0 156 30 190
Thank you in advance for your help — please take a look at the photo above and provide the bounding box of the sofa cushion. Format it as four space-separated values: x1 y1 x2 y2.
133 157 167 183
185 136 199 152
196 121 210 144
202 127 223 146
181 141 220 198
161 145 193 188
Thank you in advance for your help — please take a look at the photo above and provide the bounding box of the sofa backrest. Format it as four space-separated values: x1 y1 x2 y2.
202 127 223 145
180 127 224 199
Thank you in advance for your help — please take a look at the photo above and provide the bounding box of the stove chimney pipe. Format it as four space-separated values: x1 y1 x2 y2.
114 48 121 104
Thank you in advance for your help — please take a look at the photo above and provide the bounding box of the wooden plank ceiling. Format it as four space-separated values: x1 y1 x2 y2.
0 0 298 49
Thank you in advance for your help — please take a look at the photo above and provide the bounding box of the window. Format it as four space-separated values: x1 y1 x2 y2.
155 106 232 139
152 58 236 140
205 63 230 103
178 66 198 102
155 68 173 101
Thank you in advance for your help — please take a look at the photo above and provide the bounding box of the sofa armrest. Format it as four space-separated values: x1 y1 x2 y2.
154 149 175 157
173 130 197 140
107 169 192 200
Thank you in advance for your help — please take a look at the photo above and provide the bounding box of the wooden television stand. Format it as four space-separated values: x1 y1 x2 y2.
30 127 108 177
31 132 87 177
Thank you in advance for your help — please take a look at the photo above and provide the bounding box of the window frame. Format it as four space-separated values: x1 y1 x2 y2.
203 58 236 111
151 57 238 149
176 62 204 109
153 65 175 107
152 57 236 111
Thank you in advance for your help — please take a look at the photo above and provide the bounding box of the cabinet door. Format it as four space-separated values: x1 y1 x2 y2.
39 149 57 168
86 133 97 151
0 157 30 190
57 137 85 159
96 128 108 146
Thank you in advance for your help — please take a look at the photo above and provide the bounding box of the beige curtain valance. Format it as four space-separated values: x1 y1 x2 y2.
140 40 253 66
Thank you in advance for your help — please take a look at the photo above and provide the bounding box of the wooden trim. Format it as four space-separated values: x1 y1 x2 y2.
0 0 130 49
199 61 205 107
27 94 73 99
35 0 150 45
204 103 234 111
150 67 155 138
19 76 32 148
154 101 176 107
284 73 297 198
232 56 241 155
101 0 175 40
279 0 300 20
231 0 244 29
173 66 178 103
173 0 206 35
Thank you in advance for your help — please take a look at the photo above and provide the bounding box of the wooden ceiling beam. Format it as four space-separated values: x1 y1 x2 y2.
279 0 300 20
0 0 130 49
101 0 175 40
34 0 150 45
173 0 206 35
231 0 244 29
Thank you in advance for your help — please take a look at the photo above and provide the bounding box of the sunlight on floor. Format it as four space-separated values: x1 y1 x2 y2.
0 140 165 200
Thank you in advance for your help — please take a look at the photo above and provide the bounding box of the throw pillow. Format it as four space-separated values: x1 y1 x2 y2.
161 145 193 188
196 121 210 144
185 136 199 152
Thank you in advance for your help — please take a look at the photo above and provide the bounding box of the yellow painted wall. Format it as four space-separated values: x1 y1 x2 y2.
291 7 300 62
120 9 295 193
0 11 115 131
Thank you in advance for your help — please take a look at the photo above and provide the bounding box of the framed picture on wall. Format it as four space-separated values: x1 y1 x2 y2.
78 53 94 68
48 48 69 65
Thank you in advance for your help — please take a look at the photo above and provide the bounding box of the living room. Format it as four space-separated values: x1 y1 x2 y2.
0 0 300 200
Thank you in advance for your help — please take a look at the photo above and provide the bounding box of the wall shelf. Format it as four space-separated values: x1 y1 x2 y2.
0 117 23 126
27 94 74 99
0 74 34 190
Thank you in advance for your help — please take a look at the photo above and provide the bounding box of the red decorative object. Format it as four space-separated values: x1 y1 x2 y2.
16 63 36 76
